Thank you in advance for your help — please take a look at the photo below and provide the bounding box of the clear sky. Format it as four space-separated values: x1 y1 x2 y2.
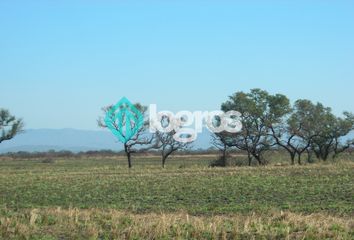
1 1 354 130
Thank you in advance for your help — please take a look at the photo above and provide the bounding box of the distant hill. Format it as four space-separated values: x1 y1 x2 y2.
0 128 213 153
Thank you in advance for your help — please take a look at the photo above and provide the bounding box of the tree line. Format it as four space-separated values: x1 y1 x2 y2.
213 89 354 166
97 88 354 168
1 88 353 168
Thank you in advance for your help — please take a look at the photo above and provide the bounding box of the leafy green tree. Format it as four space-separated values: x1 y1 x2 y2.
220 89 291 165
332 112 354 158
278 100 354 162
270 100 319 165
306 103 336 161
311 111 354 160
0 109 24 144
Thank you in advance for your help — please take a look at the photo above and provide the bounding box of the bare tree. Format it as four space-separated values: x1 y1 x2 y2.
153 116 191 168
0 109 24 144
154 131 190 168
98 102 154 168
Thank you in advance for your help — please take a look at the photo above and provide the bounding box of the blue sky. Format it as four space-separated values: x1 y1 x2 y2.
1 1 354 130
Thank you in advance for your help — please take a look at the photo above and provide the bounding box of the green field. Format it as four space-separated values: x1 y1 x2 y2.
0 156 353 239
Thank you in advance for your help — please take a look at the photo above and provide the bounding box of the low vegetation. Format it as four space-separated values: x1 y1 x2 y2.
0 156 353 239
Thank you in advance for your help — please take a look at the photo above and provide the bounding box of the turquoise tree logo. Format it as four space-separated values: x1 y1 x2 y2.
104 97 144 143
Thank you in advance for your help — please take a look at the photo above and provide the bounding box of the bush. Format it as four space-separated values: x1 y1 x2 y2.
41 158 55 164
209 156 227 167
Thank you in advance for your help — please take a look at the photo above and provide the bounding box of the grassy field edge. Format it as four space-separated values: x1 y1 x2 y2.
1 207 353 240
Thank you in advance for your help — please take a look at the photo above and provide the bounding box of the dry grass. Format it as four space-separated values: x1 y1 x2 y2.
1 208 353 239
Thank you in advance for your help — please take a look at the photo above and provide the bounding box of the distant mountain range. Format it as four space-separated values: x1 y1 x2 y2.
0 128 213 153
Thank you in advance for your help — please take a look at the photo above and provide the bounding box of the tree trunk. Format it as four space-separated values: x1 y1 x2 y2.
314 148 321 159
290 153 295 165
127 152 132 168
162 155 167 168
297 153 302 165
247 152 252 166
253 154 264 165
222 147 227 167
306 149 312 163
124 143 132 168
322 150 330 161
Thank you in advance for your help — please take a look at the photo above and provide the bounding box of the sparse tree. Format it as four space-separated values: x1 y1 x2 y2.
0 109 24 144
153 116 191 168
98 102 154 168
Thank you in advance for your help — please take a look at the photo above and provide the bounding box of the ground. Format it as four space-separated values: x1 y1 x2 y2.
0 155 353 239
